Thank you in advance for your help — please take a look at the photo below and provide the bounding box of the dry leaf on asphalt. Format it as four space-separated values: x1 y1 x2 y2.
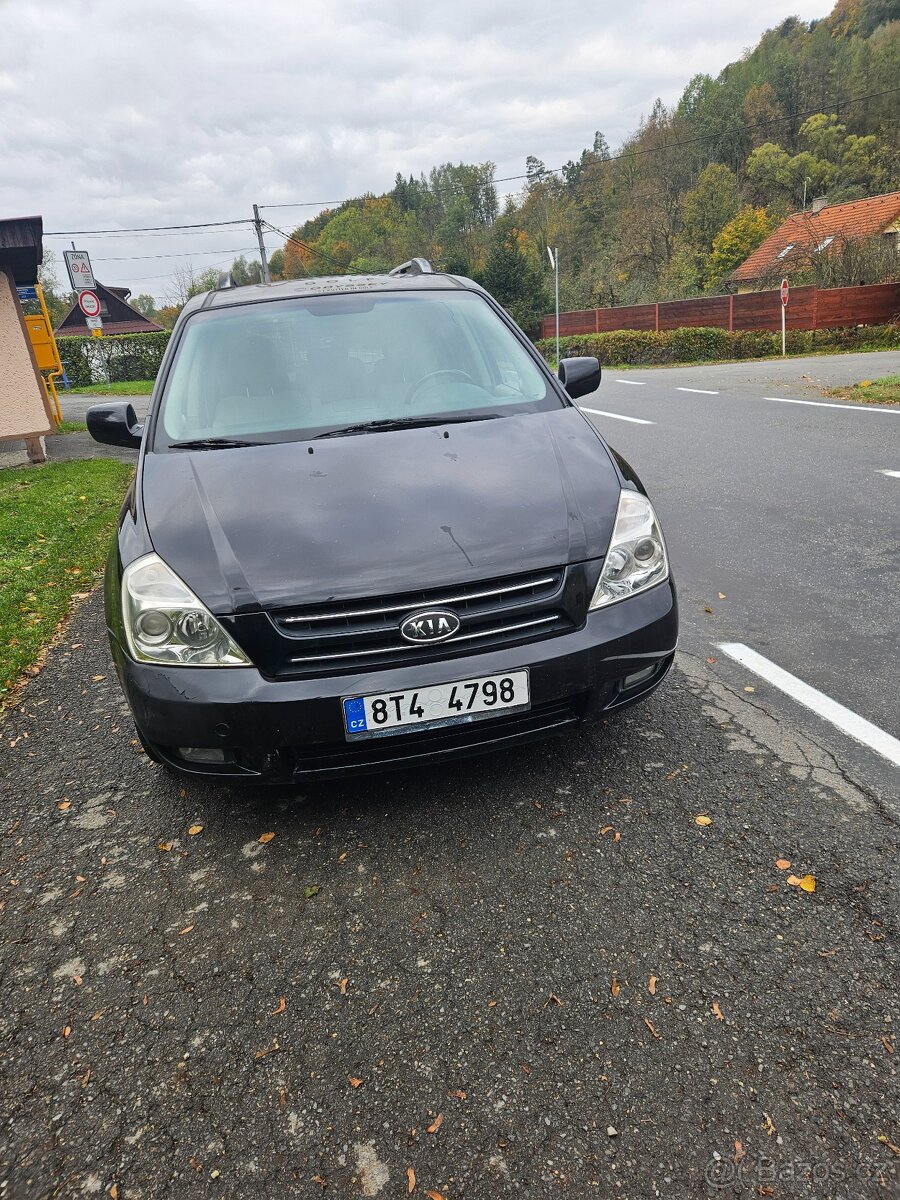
338 978 348 995
178 925 194 936
734 1140 745 1163
57 800 71 811
798 874 816 892
695 815 712 826
407 1167 416 1193
648 976 657 995
704 606 713 613
158 841 174 852
718 592 726 600
448 1090 467 1100
712 1001 724 1020
644 1017 661 1040
611 978 621 998
427 1114 444 1134
744 685 755 693
877 1134 900 1156
272 996 286 1015
425 1192 447 1200
763 1112 777 1136
188 824 203 836
62 1025 71 1039
599 825 613 835
259 832 275 844
882 1036 894 1055
349 1076 363 1088
775 858 791 870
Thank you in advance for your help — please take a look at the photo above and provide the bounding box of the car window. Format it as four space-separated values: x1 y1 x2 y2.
155 290 557 446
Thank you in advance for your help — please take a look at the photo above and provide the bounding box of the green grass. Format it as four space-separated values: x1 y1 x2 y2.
825 374 900 406
0 459 134 701
55 420 88 433
67 380 154 396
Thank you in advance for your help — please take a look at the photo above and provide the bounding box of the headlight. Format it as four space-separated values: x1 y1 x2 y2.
122 554 251 666
590 490 669 609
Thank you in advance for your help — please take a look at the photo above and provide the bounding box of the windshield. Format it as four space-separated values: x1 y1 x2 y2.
154 290 557 447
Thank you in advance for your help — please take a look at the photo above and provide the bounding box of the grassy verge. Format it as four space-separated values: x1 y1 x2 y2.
825 374 900 406
0 459 134 702
54 420 88 433
67 380 154 396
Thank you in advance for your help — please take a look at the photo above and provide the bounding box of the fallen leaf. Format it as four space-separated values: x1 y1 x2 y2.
92 674 105 682
648 975 657 995
259 832 275 844
81 1068 91 1088
610 977 621 998
695 815 712 826
614 831 621 842
339 977 348 995
338 851 348 863
158 841 174 852
644 1017 661 1040
798 874 816 892
599 825 613 835
521 1063 531 1075
878 1134 900 1156
775 858 791 870
712 1001 724 1020
109 1186 118 1200
278 1086 287 1110
487 999 497 1008
272 996 286 1015
448 1089 467 1100
188 824 203 836
787 874 802 886
763 1112 777 1137
704 606 713 614
734 1139 745 1163
178 925 194 936
349 1076 363 1088
304 884 322 899
547 992 563 1006
882 1036 894 1055
744 685 755 693
57 800 71 811
427 1114 444 1134
407 1166 416 1193
62 1025 72 1039
425 1192 446 1200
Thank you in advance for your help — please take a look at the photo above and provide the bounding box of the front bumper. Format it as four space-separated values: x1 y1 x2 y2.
110 579 677 782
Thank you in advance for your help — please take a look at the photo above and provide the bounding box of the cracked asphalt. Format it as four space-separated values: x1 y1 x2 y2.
1 592 897 1198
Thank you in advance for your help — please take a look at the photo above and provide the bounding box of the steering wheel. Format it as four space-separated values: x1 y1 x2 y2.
404 369 475 407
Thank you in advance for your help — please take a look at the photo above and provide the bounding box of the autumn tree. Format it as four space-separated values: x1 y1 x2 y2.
705 206 777 290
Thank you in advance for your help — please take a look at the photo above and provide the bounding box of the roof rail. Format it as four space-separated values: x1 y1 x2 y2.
216 270 237 290
388 257 434 277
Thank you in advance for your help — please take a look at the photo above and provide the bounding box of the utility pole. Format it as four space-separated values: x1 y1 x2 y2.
252 204 271 285
547 246 560 364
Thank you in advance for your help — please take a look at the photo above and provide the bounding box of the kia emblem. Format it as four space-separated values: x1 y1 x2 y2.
399 608 461 644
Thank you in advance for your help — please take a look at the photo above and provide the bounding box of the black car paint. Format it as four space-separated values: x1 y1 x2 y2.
93 274 677 781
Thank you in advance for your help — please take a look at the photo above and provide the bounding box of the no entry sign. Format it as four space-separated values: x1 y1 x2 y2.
78 290 101 319
780 278 789 306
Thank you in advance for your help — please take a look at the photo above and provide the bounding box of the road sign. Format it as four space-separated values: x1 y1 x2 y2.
64 249 96 292
780 278 789 306
85 315 103 330
78 290 101 319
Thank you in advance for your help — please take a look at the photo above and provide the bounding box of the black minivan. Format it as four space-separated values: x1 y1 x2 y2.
88 259 677 782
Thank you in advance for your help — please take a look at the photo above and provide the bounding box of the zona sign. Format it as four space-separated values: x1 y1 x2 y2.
78 291 102 319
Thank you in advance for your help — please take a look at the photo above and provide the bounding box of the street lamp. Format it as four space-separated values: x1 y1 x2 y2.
547 245 560 365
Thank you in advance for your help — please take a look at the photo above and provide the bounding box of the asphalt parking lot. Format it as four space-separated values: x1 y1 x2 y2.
1 352 898 1198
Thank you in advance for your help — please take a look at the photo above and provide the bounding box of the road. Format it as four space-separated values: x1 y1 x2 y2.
0 352 895 1197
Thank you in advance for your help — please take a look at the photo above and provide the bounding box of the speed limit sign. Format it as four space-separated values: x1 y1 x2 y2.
78 291 102 319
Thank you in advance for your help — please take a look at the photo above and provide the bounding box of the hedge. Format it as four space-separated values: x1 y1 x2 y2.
534 323 900 367
57 331 171 388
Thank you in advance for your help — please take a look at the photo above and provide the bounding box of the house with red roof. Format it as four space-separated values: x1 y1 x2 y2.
54 281 164 336
730 190 900 291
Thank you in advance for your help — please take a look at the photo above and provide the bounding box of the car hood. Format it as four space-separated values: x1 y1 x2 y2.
140 408 621 613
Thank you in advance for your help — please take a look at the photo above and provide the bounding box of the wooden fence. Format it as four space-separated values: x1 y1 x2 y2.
539 282 900 340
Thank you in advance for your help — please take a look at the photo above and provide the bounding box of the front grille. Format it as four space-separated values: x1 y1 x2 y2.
267 567 582 676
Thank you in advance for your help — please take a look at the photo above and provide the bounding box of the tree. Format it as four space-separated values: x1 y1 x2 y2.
230 255 262 286
130 294 158 318
479 224 550 334
705 206 777 290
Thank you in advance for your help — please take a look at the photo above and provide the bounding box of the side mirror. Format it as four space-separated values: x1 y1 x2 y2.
86 402 144 449
558 356 601 400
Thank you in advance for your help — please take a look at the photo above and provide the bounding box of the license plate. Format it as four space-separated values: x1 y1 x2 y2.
342 669 530 739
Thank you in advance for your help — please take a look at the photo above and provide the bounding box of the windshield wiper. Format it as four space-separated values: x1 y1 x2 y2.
314 414 502 439
168 437 265 450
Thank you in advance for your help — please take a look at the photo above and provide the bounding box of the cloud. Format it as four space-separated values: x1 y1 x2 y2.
0 0 827 298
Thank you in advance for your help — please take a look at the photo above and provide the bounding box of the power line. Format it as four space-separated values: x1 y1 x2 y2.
44 218 250 236
92 245 259 263
260 219 365 275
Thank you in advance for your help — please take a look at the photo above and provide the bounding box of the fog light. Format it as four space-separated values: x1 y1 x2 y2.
623 664 657 689
178 747 227 764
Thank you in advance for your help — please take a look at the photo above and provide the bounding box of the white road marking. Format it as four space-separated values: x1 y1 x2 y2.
764 396 900 414
717 642 900 769
676 387 719 395
580 407 655 425
877 469 900 478
614 379 646 386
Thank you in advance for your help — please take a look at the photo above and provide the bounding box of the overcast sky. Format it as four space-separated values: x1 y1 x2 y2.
2 0 827 302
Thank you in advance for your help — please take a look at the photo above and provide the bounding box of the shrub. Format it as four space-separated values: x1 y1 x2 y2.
57 331 171 387
534 323 900 367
